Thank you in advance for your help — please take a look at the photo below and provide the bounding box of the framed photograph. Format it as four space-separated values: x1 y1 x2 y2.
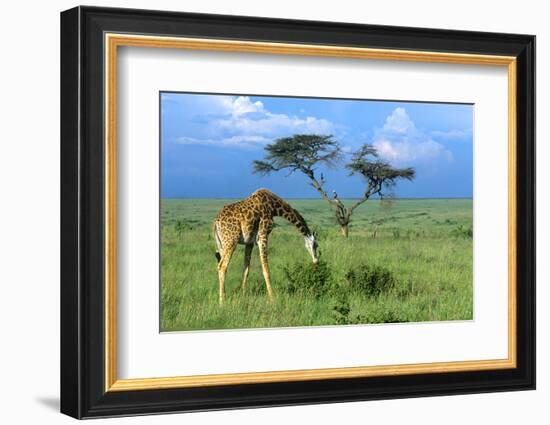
60 6 535 419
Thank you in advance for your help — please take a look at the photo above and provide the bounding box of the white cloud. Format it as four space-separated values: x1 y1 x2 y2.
372 107 453 164
374 137 451 163
430 128 472 141
212 109 334 137
172 95 335 149
176 134 271 150
382 107 416 134
227 96 265 116
221 135 270 145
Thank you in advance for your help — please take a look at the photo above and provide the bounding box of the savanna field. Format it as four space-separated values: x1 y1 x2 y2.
160 198 473 332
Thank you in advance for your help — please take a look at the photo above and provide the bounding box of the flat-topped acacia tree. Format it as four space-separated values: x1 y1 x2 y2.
253 134 415 237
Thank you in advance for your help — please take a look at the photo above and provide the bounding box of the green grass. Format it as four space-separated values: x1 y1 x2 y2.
160 198 473 332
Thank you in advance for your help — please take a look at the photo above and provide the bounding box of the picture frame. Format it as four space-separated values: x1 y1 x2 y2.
60 5 535 419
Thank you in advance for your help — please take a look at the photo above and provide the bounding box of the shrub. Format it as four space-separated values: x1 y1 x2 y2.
331 293 406 325
451 225 473 239
344 264 396 297
175 218 193 235
352 309 407 324
332 293 352 325
283 260 333 298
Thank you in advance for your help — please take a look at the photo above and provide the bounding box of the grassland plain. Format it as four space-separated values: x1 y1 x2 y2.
160 198 473 332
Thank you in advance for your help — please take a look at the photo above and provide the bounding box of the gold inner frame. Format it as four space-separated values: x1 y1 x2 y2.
104 33 517 392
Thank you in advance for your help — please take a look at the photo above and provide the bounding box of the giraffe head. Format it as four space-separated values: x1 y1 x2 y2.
304 233 319 264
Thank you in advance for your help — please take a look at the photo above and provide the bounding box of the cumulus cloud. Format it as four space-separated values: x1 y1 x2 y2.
372 107 453 164
226 96 265 116
169 95 335 149
382 107 415 134
213 110 333 137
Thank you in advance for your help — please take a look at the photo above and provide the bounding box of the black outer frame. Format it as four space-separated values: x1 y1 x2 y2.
60 5 535 419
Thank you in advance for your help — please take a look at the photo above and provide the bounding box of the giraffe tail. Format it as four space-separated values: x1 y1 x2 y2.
212 220 222 263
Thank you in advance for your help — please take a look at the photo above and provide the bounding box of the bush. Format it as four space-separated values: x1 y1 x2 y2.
174 218 193 235
344 264 396 297
361 308 407 324
331 293 406 325
332 293 352 325
283 260 333 298
451 225 473 239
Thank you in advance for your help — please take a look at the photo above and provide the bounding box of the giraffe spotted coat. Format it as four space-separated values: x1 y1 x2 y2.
213 188 319 304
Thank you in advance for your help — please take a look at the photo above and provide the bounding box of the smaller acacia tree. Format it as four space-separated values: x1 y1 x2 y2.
338 145 415 236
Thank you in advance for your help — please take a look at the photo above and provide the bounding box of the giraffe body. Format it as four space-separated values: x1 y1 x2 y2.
213 188 318 304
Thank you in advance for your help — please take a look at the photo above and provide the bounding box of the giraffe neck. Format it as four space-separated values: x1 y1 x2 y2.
270 197 312 237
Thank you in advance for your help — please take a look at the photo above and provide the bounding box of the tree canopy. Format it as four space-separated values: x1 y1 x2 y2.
253 134 342 179
345 144 415 214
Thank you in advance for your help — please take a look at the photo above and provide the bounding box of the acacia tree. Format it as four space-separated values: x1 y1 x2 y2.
338 145 415 236
253 134 415 237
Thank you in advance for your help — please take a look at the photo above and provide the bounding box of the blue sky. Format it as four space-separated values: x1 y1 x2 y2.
160 92 473 199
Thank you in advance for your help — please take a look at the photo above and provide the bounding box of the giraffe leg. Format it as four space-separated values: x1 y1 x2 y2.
257 236 274 300
241 243 253 294
218 241 236 305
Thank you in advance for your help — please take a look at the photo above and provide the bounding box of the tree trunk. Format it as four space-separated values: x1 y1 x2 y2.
340 225 349 237
334 202 351 237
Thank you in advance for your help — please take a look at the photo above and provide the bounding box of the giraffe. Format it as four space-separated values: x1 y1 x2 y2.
213 188 319 305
